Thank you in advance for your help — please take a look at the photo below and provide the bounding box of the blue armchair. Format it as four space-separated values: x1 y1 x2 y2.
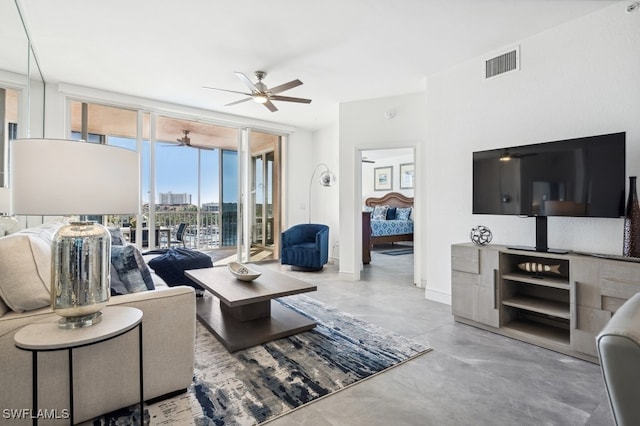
281 224 329 271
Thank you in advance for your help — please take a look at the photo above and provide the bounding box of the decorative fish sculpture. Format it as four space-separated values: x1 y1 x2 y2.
517 262 561 275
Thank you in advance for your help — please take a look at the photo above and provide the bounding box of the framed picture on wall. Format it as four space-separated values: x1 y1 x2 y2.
374 166 393 191
400 163 414 189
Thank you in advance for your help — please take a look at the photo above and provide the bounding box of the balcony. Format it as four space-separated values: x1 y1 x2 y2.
118 211 225 250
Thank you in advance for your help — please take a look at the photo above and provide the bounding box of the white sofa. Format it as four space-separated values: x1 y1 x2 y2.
0 222 196 424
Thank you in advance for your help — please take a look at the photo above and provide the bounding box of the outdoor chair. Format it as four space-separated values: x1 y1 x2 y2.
169 223 187 248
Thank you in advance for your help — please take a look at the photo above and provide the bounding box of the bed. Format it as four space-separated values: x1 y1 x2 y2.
362 192 414 264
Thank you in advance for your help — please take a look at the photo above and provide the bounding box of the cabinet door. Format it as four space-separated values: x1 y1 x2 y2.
476 248 499 327
452 270 477 320
451 245 479 321
570 258 609 357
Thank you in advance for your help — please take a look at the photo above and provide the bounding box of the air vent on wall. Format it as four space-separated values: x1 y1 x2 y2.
485 46 519 79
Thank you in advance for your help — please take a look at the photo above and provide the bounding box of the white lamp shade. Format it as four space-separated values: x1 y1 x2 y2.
10 139 140 215
0 187 10 213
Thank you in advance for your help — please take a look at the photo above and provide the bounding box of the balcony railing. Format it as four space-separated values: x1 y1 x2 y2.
114 211 226 250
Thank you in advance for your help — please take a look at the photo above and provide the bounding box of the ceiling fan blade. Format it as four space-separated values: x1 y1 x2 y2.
190 144 217 151
235 72 260 93
270 95 312 104
362 159 376 163
268 79 303 94
225 97 253 107
202 86 252 96
263 100 278 112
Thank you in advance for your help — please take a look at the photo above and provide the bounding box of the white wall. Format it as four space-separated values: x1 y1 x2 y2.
338 92 427 280
424 2 640 303
283 130 314 227
361 150 414 201
309 123 340 261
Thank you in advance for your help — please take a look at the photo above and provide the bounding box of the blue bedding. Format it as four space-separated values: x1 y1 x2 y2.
370 219 413 237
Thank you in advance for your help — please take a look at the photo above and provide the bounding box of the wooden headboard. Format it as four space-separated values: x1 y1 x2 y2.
365 192 413 208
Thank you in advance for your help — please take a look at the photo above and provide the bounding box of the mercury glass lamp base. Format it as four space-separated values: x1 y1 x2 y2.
58 312 103 329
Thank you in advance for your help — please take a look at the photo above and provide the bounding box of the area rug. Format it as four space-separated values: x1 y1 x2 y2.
92 294 431 425
379 248 414 256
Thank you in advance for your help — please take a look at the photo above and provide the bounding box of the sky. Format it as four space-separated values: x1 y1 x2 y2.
109 137 224 205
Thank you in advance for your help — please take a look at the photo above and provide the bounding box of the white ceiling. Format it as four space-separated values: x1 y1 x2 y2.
10 0 619 131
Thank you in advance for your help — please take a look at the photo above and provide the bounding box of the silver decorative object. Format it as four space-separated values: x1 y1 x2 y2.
470 226 493 246
51 221 111 328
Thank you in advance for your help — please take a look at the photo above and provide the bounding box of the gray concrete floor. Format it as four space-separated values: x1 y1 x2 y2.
263 244 614 426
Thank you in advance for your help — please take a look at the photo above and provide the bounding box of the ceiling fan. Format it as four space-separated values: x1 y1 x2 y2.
173 130 214 150
203 71 312 112
176 130 191 146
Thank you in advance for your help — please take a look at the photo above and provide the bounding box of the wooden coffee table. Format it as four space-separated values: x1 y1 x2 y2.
185 264 317 352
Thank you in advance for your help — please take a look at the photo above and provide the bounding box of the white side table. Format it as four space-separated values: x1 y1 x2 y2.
14 306 144 425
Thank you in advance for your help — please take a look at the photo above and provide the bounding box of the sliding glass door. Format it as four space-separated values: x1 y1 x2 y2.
68 100 281 262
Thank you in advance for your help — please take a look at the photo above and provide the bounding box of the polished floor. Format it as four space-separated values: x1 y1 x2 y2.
261 244 614 426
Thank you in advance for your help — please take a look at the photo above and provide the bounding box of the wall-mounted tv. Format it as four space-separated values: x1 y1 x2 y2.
473 132 626 252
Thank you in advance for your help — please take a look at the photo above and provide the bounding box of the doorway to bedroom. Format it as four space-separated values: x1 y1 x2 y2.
361 148 415 284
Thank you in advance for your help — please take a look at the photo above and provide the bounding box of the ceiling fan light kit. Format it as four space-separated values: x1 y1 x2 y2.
203 70 312 112
254 94 269 104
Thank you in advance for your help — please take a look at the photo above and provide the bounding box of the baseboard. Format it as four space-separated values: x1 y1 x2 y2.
425 288 451 305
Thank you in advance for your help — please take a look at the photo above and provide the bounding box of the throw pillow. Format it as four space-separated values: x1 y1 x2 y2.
372 205 388 221
386 207 397 220
363 206 374 213
108 227 127 246
0 233 52 312
396 207 412 221
147 248 212 290
0 216 20 236
110 245 155 295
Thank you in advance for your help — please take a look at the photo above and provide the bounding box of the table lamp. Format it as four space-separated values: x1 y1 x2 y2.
10 139 140 328
0 187 20 236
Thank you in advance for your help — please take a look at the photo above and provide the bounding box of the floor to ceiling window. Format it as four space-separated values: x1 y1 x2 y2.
249 131 280 259
0 88 19 188
69 100 282 262
155 115 234 250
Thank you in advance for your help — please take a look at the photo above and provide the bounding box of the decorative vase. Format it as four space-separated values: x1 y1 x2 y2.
623 176 640 257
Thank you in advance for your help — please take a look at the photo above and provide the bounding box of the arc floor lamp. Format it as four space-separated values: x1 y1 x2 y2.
308 163 336 223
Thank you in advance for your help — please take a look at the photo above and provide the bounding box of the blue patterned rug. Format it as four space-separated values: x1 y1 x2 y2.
92 294 431 425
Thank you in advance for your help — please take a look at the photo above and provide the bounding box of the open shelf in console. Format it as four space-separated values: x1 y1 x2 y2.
502 317 570 348
501 273 569 290
500 252 571 347
502 295 570 319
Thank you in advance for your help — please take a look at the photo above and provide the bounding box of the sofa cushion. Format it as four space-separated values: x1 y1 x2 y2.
110 245 155 295
0 298 9 317
0 232 52 312
0 216 20 236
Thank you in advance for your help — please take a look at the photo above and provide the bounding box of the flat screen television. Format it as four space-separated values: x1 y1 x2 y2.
473 132 626 253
